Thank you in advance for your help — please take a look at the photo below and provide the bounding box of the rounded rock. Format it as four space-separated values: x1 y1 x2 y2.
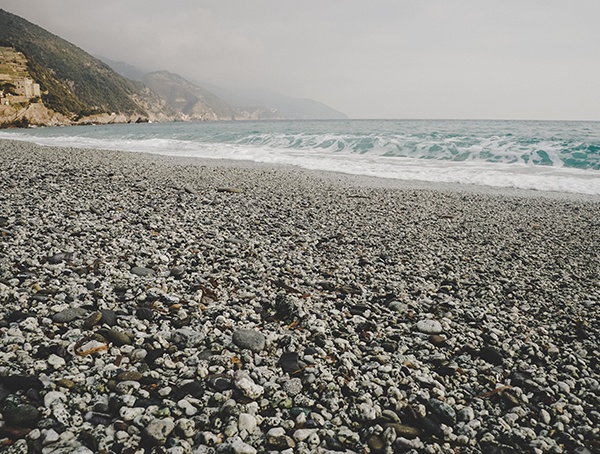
83 311 103 330
131 266 154 277
5 404 40 427
232 329 266 352
416 319 443 334
52 307 87 323
104 328 132 346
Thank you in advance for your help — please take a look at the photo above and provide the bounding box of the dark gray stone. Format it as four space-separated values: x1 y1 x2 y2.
52 307 87 323
5 404 40 427
232 329 266 352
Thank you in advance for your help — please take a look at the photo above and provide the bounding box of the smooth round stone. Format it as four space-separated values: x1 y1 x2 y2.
389 301 408 313
131 266 154 277
170 266 186 277
416 319 443 334
52 307 87 323
232 329 266 352
100 310 118 326
83 311 103 330
42 428 60 444
104 328 132 346
238 413 257 433
429 334 446 346
135 307 154 321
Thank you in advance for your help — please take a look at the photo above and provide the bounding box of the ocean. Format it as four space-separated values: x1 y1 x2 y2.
1 119 599 195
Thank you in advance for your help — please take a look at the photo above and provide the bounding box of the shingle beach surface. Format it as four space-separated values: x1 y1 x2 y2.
0 139 599 453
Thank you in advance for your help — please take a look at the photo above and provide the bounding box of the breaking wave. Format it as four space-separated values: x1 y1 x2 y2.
1 119 599 194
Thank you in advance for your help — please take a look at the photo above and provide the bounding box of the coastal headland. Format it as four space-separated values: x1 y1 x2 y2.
0 139 599 453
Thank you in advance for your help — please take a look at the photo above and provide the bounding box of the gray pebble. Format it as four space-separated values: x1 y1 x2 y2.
232 329 266 352
52 307 87 323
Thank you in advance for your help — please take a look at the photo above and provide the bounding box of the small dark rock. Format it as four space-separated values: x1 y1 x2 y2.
103 328 132 346
232 329 266 352
85 412 113 426
367 434 385 453
385 423 420 439
501 390 521 408
8 311 29 323
83 311 103 330
382 341 397 352
509 370 531 387
136 307 154 321
100 310 118 326
0 375 43 391
429 334 446 346
145 349 166 366
207 375 234 392
5 404 40 427
419 416 444 439
427 399 457 426
170 266 186 277
52 307 87 323
324 436 345 451
433 365 456 377
171 381 204 400
479 346 504 365
278 352 304 375
349 305 369 315
48 252 75 264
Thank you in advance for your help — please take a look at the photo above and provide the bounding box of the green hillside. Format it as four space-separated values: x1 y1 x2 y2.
0 8 146 118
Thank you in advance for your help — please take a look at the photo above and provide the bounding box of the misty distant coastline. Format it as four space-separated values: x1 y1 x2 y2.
0 8 347 128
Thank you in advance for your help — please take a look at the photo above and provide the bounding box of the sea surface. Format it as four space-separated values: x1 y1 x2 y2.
1 119 599 195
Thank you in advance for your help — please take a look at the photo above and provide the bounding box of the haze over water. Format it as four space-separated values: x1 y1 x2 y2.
2 119 599 195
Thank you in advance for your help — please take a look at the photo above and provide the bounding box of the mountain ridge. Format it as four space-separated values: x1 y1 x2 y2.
100 56 348 121
0 8 347 128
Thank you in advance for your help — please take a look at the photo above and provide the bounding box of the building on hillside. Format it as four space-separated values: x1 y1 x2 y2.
14 78 41 98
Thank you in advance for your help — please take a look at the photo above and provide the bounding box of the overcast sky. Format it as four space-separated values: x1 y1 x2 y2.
1 0 599 120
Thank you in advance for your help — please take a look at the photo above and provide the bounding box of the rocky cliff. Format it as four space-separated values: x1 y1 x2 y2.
0 8 348 128
0 9 170 127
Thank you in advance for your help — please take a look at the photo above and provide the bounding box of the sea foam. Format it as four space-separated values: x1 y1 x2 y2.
1 119 599 195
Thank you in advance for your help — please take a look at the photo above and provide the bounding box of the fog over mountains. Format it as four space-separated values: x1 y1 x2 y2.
0 8 346 128
100 56 348 122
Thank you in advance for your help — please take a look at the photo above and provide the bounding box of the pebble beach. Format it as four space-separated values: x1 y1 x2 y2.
0 138 599 453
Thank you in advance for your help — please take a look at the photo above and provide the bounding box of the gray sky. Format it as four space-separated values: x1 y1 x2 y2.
1 0 599 120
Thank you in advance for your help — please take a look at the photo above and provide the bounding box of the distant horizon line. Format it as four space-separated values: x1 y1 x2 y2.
218 117 600 123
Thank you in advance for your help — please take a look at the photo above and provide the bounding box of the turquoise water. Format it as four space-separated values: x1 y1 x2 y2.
2 119 599 194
